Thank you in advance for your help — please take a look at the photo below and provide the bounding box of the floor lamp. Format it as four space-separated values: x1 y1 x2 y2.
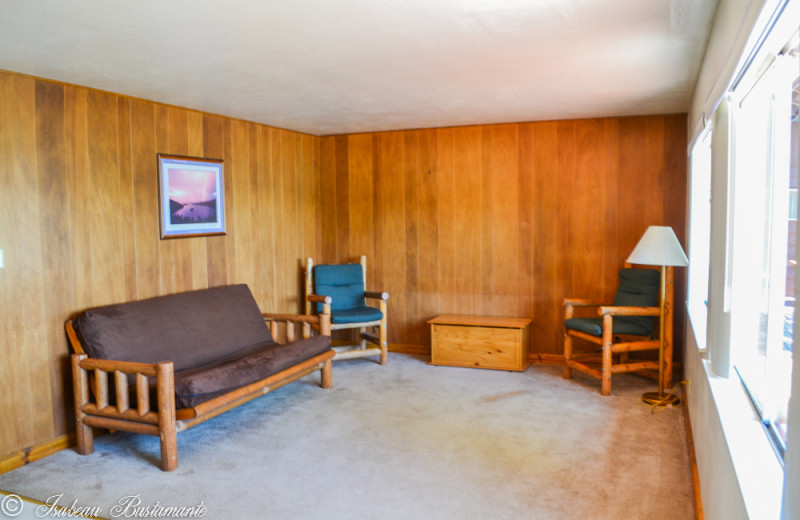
626 226 689 406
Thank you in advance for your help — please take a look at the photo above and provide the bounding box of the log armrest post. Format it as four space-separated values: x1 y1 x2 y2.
363 291 389 364
563 303 574 379
319 311 331 336
71 353 94 455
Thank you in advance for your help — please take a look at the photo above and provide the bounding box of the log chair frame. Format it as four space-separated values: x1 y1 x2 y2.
304 255 389 364
67 311 332 471
562 264 674 396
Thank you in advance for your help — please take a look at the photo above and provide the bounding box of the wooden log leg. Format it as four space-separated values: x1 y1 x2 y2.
76 419 94 455
563 332 573 379
563 304 574 379
321 359 332 389
663 337 673 391
71 354 94 455
379 301 388 365
601 314 613 396
359 326 367 350
379 323 388 365
156 361 177 471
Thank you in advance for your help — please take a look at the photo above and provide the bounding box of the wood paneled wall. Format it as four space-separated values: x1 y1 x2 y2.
0 68 687 461
317 115 687 357
0 71 319 457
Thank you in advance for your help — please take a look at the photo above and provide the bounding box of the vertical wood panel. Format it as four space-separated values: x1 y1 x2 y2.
371 134 385 292
255 126 276 310
35 81 71 435
348 133 374 263
602 118 621 297
130 99 160 299
154 105 175 295
187 111 209 291
116 99 137 302
281 131 300 311
532 121 561 354
300 133 318 264
87 91 125 306
517 123 535 322
231 120 254 289
555 120 576 315
404 131 422 345
202 114 227 288
0 74 43 452
318 136 337 263
334 136 350 262
486 124 520 316
417 129 439 342
453 126 482 315
0 73 17 451
436 128 456 314
64 86 92 310
167 107 195 293
573 119 606 299
379 132 407 343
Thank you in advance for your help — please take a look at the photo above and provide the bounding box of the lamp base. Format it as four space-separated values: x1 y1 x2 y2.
641 391 681 408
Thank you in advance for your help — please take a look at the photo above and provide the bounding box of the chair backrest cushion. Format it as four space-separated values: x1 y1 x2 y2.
613 268 661 334
73 284 273 372
313 263 365 313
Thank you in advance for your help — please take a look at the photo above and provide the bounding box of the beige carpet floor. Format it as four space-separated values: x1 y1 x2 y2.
0 354 694 519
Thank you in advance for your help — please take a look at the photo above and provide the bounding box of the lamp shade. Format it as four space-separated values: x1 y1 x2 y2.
626 226 689 267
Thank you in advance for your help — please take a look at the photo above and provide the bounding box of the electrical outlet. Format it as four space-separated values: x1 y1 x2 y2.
0 249 4 268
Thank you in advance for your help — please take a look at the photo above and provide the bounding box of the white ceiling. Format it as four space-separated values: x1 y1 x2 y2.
0 0 718 136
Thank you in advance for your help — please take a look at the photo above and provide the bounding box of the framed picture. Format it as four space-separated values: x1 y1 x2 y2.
157 154 226 239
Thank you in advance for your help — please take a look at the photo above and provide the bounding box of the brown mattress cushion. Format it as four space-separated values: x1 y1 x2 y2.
74 284 273 372
173 334 331 408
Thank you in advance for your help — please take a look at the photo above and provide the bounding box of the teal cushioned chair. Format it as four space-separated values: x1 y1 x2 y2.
305 256 389 364
563 267 672 396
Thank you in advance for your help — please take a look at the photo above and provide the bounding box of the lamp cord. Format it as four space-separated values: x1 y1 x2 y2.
641 380 687 412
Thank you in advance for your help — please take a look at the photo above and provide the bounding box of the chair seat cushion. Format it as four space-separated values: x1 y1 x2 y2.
565 317 652 337
330 306 383 325
173 335 331 408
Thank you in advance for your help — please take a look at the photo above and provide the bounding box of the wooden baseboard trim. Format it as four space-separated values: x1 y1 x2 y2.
0 433 75 475
530 353 565 365
388 344 430 356
681 384 704 520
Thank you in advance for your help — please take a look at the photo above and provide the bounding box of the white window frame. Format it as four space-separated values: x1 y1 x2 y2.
687 127 713 351
729 42 797 456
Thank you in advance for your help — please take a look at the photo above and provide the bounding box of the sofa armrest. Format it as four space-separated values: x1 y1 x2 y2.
307 294 332 305
306 293 333 319
597 306 660 317
364 291 389 301
563 298 613 319
263 312 331 339
71 353 178 470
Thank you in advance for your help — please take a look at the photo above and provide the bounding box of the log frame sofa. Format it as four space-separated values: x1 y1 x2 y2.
65 284 334 471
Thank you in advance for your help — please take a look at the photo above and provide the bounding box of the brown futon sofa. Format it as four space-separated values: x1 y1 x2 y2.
65 284 334 471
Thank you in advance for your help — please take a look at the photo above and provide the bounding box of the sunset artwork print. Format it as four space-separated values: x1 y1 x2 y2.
157 154 225 238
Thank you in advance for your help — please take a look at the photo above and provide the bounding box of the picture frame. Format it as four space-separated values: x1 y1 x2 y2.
157 154 226 239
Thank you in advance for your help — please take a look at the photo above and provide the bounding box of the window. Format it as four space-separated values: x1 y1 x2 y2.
688 127 712 350
730 28 799 454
